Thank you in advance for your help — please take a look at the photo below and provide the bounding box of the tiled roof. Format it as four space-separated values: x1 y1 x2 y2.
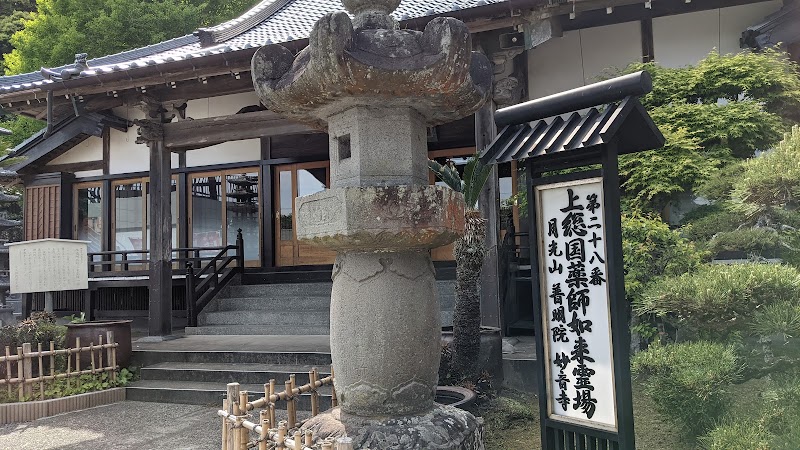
480 96 665 166
0 0 506 95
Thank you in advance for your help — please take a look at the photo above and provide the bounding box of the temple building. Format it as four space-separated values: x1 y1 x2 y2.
0 0 797 335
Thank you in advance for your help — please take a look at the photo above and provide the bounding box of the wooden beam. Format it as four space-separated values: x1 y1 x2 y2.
163 110 317 151
42 160 104 173
557 0 774 31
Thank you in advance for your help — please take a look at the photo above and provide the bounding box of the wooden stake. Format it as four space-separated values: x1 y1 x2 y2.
66 348 71 391
232 401 241 450
16 347 23 401
49 341 55 381
330 366 338 408
222 398 229 450
310 368 319 416
37 342 44 399
277 422 286 448
5 346 11 396
98 335 104 372
259 410 269 450
285 380 296 429
268 379 276 428
239 390 249 450
21 343 32 399
90 341 96 375
293 431 302 450
227 383 240 450
305 430 313 447
106 331 116 381
321 439 334 450
75 337 81 391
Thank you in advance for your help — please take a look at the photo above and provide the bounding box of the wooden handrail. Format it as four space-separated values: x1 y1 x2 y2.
185 229 244 327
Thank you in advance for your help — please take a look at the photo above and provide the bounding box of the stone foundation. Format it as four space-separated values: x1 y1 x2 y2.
301 405 485 450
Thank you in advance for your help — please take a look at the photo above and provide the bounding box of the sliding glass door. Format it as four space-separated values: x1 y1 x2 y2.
189 168 260 266
273 161 335 267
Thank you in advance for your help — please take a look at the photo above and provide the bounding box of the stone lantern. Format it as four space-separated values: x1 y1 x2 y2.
252 1 491 447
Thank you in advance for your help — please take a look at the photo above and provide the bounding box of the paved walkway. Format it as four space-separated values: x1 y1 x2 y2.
0 401 222 450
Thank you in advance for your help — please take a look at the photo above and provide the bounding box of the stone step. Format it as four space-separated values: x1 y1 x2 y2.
194 311 454 330
185 324 332 336
140 362 331 386
126 379 334 410
199 310 330 327
215 296 331 312
223 283 332 299
131 348 332 367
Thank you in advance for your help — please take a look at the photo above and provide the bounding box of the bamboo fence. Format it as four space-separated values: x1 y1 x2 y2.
220 366 347 450
0 331 119 402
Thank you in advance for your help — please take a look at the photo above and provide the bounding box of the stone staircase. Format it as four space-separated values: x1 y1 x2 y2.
127 335 334 409
128 280 456 406
185 280 456 336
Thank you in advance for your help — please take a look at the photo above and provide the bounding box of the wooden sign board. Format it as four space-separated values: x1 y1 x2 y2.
535 177 617 431
6 239 90 294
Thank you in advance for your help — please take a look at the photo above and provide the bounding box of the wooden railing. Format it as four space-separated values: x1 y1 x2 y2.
185 229 244 327
219 367 337 450
1 332 118 401
86 231 245 326
87 246 236 277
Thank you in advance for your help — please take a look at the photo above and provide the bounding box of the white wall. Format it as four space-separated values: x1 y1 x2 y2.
46 135 102 165
185 139 261 167
527 21 642 100
186 91 261 120
653 1 781 68
528 1 783 98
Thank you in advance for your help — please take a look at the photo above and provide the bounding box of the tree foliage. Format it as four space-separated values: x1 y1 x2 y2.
617 49 800 213
0 0 36 74
731 126 800 223
622 214 706 304
3 0 258 74
0 114 44 153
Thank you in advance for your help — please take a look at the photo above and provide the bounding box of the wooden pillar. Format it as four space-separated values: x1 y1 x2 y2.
476 103 501 329
260 137 274 269
59 173 75 239
136 110 174 337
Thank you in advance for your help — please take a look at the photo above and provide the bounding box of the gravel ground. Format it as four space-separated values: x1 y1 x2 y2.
0 401 222 450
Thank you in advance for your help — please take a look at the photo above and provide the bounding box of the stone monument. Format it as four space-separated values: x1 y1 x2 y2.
251 1 491 448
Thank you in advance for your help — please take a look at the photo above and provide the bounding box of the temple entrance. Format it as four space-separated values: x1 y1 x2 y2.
273 161 335 267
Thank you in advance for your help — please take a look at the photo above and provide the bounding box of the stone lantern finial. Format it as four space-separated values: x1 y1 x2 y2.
341 0 400 29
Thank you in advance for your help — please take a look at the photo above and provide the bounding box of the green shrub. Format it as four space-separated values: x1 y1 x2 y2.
731 126 800 223
679 202 741 243
761 375 800 450
699 420 772 450
632 341 740 435
752 301 800 339
622 214 706 303
636 263 800 339
706 228 784 259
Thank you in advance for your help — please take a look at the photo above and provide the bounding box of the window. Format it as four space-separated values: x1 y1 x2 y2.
74 183 103 253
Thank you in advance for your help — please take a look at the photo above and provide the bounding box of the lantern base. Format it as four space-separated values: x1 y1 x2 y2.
300 405 484 449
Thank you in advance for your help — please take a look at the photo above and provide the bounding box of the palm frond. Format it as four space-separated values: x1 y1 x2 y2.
462 154 492 209
428 159 463 193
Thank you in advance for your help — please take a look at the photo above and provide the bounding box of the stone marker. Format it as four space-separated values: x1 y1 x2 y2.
251 0 491 448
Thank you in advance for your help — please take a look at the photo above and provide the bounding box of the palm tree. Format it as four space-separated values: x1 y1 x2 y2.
429 155 491 378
